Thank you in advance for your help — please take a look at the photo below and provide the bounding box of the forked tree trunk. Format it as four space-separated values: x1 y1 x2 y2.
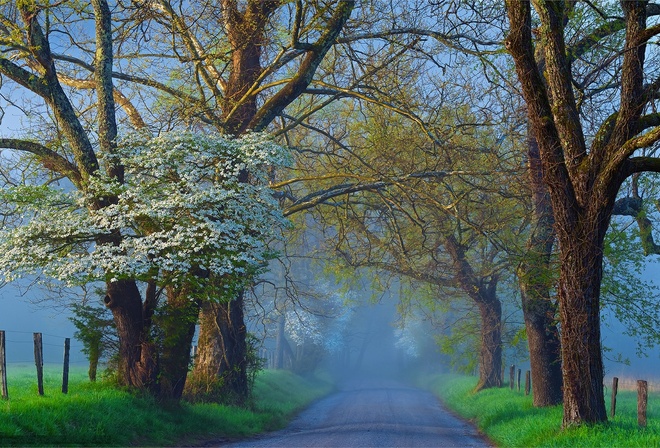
189 1 271 403
504 0 653 426
445 235 502 391
186 292 248 404
192 0 353 403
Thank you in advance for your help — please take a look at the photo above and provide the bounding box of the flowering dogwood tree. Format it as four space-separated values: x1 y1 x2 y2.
281 284 355 373
0 131 289 294
0 131 289 398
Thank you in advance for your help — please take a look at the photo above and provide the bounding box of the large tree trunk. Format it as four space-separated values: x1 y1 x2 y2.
518 132 563 406
157 286 199 400
475 295 502 391
445 235 502 391
192 0 353 403
557 219 608 426
505 0 657 427
104 279 157 392
188 1 272 403
522 292 563 405
185 292 248 404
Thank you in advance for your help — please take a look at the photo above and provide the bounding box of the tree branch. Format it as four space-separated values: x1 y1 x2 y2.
249 0 354 131
0 138 83 187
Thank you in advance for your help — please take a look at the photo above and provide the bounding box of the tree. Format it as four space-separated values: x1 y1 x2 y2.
0 131 287 399
0 0 157 392
120 0 355 402
516 132 564 407
0 0 357 401
505 0 660 426
282 96 526 390
70 299 117 381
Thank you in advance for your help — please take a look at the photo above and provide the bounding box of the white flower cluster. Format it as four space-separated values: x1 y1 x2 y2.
394 324 421 358
284 287 354 353
0 131 290 294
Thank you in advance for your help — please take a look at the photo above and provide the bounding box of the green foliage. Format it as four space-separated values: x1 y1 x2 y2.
603 219 660 356
245 333 266 393
434 314 480 375
69 300 118 381
0 365 332 446
422 374 660 447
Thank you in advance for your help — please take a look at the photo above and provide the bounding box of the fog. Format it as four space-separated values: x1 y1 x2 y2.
0 282 85 366
601 260 660 382
0 260 658 386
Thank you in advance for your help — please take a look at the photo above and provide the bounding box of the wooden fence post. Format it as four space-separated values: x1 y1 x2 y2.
33 332 44 396
638 380 648 427
517 369 521 392
62 338 70 394
525 370 531 396
611 377 618 418
0 330 7 400
509 365 515 390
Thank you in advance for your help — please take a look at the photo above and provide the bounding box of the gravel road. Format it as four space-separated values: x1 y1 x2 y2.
222 378 492 447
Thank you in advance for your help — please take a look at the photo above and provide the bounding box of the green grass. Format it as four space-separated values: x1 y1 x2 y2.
422 374 660 447
0 364 333 446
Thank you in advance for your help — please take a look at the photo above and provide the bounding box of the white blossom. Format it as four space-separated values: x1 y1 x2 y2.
284 286 354 353
0 131 290 295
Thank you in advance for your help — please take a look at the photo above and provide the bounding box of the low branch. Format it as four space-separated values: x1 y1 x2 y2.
0 138 83 187
281 171 457 216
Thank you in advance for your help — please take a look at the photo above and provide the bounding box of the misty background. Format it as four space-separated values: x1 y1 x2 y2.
1 259 658 384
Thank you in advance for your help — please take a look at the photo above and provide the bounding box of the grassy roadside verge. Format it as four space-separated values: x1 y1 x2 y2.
422 374 660 447
0 365 333 446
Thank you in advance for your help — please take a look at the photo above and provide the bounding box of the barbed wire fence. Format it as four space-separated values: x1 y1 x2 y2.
0 329 89 399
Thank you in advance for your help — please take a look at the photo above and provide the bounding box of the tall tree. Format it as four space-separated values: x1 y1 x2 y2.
0 2 288 401
516 133 563 407
281 98 526 390
505 0 660 426
0 0 157 392
129 0 355 402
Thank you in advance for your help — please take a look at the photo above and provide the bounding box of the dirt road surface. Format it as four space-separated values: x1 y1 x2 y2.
223 379 492 447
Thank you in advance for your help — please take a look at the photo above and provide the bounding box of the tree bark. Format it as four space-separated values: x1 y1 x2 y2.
445 235 502 390
556 213 609 426
192 0 353 403
518 132 563 406
104 279 158 391
504 0 612 425
157 286 199 400
475 294 502 391
186 292 248 404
